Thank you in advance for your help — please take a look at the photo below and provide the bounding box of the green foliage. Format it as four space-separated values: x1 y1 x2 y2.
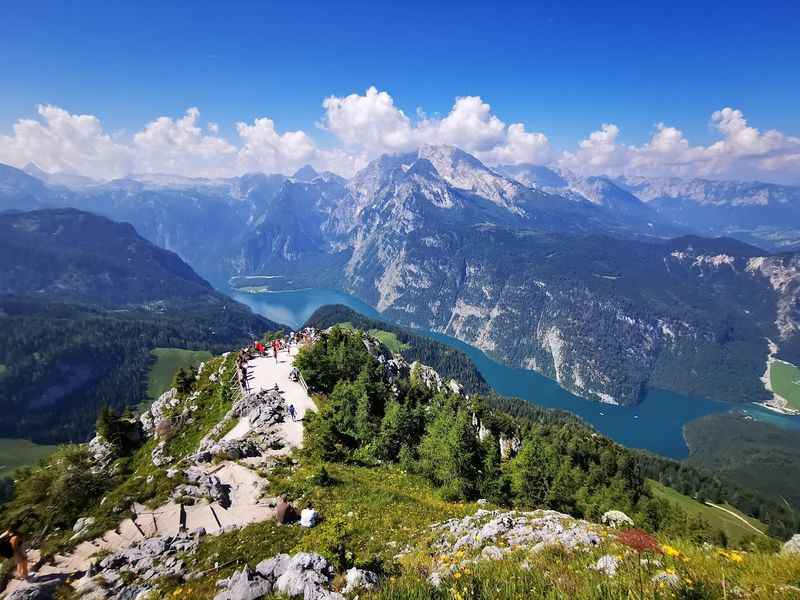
0 446 110 537
647 480 772 548
769 361 800 410
304 305 490 395
298 327 655 519
302 313 797 542
294 326 378 394
95 406 141 455
173 366 197 395
418 404 483 501
0 438 57 478
510 433 557 507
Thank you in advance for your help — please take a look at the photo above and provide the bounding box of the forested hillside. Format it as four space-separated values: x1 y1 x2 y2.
304 304 490 395
303 304 800 540
685 413 800 511
0 209 281 443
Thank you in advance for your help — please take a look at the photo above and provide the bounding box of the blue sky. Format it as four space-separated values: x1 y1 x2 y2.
1 1 799 181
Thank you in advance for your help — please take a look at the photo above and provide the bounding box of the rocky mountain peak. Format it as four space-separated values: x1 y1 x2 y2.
292 164 320 182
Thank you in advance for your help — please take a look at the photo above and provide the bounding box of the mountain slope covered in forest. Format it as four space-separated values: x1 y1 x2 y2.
0 209 281 443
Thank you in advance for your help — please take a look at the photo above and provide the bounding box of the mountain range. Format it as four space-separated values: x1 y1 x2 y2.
3 147 800 407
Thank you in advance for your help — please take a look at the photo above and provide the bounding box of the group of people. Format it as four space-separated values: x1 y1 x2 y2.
253 336 290 363
237 330 319 422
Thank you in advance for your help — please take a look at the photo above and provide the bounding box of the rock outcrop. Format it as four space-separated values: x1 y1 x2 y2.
782 534 800 555
427 509 602 586
214 553 347 600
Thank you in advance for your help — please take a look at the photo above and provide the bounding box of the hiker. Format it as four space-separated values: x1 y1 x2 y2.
289 366 300 382
0 530 28 580
288 404 297 422
240 365 249 392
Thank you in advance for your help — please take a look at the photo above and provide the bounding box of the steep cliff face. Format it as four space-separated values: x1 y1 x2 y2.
745 253 800 362
341 226 787 405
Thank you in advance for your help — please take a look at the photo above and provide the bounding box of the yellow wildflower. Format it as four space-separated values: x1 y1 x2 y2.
662 544 681 558
717 549 745 563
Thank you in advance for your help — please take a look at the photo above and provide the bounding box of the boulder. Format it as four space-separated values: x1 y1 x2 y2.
140 388 178 436
71 516 96 539
215 552 338 600
300 508 320 528
410 362 443 391
150 442 173 467
173 467 232 507
499 435 521 460
214 567 273 600
448 379 464 396
782 534 800 555
88 435 117 469
255 553 292 579
601 510 634 528
5 576 66 600
274 553 333 597
427 508 602 584
343 568 379 593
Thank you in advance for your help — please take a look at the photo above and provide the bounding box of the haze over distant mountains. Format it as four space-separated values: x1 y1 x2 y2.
3 145 800 408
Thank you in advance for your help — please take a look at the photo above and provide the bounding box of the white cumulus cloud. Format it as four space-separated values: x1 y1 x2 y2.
320 87 552 166
560 108 800 182
0 97 797 183
0 105 133 179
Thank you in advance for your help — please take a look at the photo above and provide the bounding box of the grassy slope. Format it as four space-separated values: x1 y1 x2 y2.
6 333 796 599
770 361 800 410
147 347 213 401
0 438 57 477
336 322 410 353
160 462 482 599
159 462 800 600
648 480 767 545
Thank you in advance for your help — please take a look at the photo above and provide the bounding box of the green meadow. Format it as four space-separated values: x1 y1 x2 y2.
648 480 768 545
146 347 213 402
769 360 800 410
0 438 58 478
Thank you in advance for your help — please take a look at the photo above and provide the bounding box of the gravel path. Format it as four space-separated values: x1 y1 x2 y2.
2 345 316 597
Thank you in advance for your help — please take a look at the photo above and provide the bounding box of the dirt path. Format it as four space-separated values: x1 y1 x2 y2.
3 345 316 597
243 345 316 452
704 502 766 536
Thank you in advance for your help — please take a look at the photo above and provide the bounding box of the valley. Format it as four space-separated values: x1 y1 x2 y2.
4 149 800 415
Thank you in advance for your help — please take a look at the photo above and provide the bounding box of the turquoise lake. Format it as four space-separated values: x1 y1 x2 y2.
232 287 800 460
